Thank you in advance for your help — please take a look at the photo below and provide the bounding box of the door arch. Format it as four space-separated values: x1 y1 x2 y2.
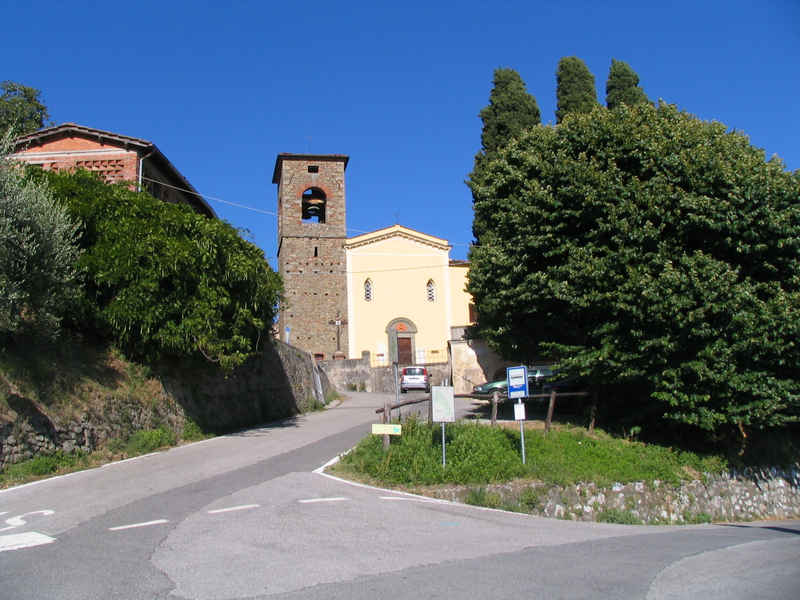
385 318 418 365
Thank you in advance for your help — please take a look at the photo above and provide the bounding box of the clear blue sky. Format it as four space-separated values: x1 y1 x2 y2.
4 1 798 266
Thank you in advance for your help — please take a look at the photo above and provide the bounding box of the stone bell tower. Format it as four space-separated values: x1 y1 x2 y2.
272 153 349 359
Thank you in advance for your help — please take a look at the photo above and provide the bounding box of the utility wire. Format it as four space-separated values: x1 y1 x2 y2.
140 175 475 254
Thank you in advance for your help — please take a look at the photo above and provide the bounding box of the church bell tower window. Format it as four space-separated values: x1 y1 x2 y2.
301 187 326 223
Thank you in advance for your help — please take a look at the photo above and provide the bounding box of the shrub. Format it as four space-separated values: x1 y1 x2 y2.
596 508 641 525
124 427 176 455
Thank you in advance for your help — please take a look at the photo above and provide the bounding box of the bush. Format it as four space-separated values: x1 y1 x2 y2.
31 168 282 370
596 508 641 525
124 427 176 455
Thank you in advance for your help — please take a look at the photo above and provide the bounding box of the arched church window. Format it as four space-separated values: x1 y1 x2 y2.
364 278 373 302
426 279 436 302
301 187 326 223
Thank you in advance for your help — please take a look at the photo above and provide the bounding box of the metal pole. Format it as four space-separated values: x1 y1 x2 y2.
441 422 446 467
518 399 526 465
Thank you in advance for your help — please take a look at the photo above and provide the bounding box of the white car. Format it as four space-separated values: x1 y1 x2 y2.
400 366 430 393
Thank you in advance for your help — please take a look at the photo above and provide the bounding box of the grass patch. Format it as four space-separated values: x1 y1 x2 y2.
0 450 92 487
596 508 642 525
333 416 728 488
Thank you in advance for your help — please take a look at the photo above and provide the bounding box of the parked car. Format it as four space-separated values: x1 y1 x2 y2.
472 378 509 395
472 366 554 397
400 366 430 393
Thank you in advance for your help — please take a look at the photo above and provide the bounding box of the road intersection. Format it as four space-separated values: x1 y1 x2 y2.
1 392 798 599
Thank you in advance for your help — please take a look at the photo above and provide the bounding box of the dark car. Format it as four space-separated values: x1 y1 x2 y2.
472 367 555 397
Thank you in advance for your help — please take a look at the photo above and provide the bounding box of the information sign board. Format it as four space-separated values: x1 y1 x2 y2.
432 386 455 422
507 366 529 399
372 424 402 436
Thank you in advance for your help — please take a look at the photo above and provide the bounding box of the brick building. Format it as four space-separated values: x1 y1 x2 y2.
11 123 215 218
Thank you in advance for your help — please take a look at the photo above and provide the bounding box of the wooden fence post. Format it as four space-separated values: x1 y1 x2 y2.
545 389 556 434
588 390 598 433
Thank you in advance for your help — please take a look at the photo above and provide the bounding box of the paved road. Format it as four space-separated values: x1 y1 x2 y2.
1 392 798 599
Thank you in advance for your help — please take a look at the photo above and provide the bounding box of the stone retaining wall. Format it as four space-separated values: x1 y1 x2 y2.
0 340 331 469
424 465 800 524
320 351 450 393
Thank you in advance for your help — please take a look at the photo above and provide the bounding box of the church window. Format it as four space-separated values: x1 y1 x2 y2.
426 279 436 302
364 278 373 302
301 187 326 223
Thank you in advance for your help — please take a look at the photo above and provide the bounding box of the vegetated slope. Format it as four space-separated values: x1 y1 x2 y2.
0 332 329 469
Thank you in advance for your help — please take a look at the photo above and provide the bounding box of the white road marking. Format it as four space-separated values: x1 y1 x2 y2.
0 511 7 516
0 531 56 552
207 504 260 514
379 496 442 504
0 510 55 533
109 519 169 531
298 497 348 504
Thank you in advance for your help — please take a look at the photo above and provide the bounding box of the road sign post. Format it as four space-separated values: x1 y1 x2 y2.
507 366 529 464
432 386 455 467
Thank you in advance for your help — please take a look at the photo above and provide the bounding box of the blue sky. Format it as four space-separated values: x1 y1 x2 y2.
4 1 798 266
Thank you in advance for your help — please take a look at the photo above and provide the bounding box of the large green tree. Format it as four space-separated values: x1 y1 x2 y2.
478 68 541 154
0 81 51 135
468 103 800 439
555 57 598 123
605 59 649 110
0 134 81 337
34 169 283 370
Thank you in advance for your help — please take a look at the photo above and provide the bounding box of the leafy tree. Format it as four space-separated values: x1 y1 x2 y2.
35 169 283 370
605 59 649 110
468 102 800 440
478 68 541 154
0 133 81 337
555 57 598 123
0 82 51 135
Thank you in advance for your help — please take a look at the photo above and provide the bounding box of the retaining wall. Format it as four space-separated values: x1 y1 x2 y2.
0 340 331 469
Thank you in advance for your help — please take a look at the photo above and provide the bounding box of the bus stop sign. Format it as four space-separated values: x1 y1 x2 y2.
507 365 529 400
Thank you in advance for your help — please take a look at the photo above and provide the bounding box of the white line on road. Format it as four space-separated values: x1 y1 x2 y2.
379 496 443 504
208 504 260 514
109 519 169 531
0 532 56 552
298 497 348 504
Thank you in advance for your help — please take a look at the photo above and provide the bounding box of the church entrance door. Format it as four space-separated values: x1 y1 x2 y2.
397 337 412 365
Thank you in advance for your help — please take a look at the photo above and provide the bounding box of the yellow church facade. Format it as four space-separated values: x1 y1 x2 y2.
344 225 474 367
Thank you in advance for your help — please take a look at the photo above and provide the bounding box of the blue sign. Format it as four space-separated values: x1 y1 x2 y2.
506 365 529 400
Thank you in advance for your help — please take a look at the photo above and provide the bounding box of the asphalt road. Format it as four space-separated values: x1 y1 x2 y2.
1 392 798 599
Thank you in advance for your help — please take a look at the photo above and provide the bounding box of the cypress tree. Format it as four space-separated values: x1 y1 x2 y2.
605 59 649 110
555 57 598 123
478 68 541 153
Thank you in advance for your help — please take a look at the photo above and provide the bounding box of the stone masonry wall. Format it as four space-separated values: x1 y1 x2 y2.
425 465 800 524
320 352 450 393
276 155 349 360
0 341 332 469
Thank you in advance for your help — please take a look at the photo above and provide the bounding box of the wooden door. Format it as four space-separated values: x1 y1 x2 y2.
397 337 412 365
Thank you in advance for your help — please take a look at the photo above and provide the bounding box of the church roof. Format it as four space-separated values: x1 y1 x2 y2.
345 224 451 251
